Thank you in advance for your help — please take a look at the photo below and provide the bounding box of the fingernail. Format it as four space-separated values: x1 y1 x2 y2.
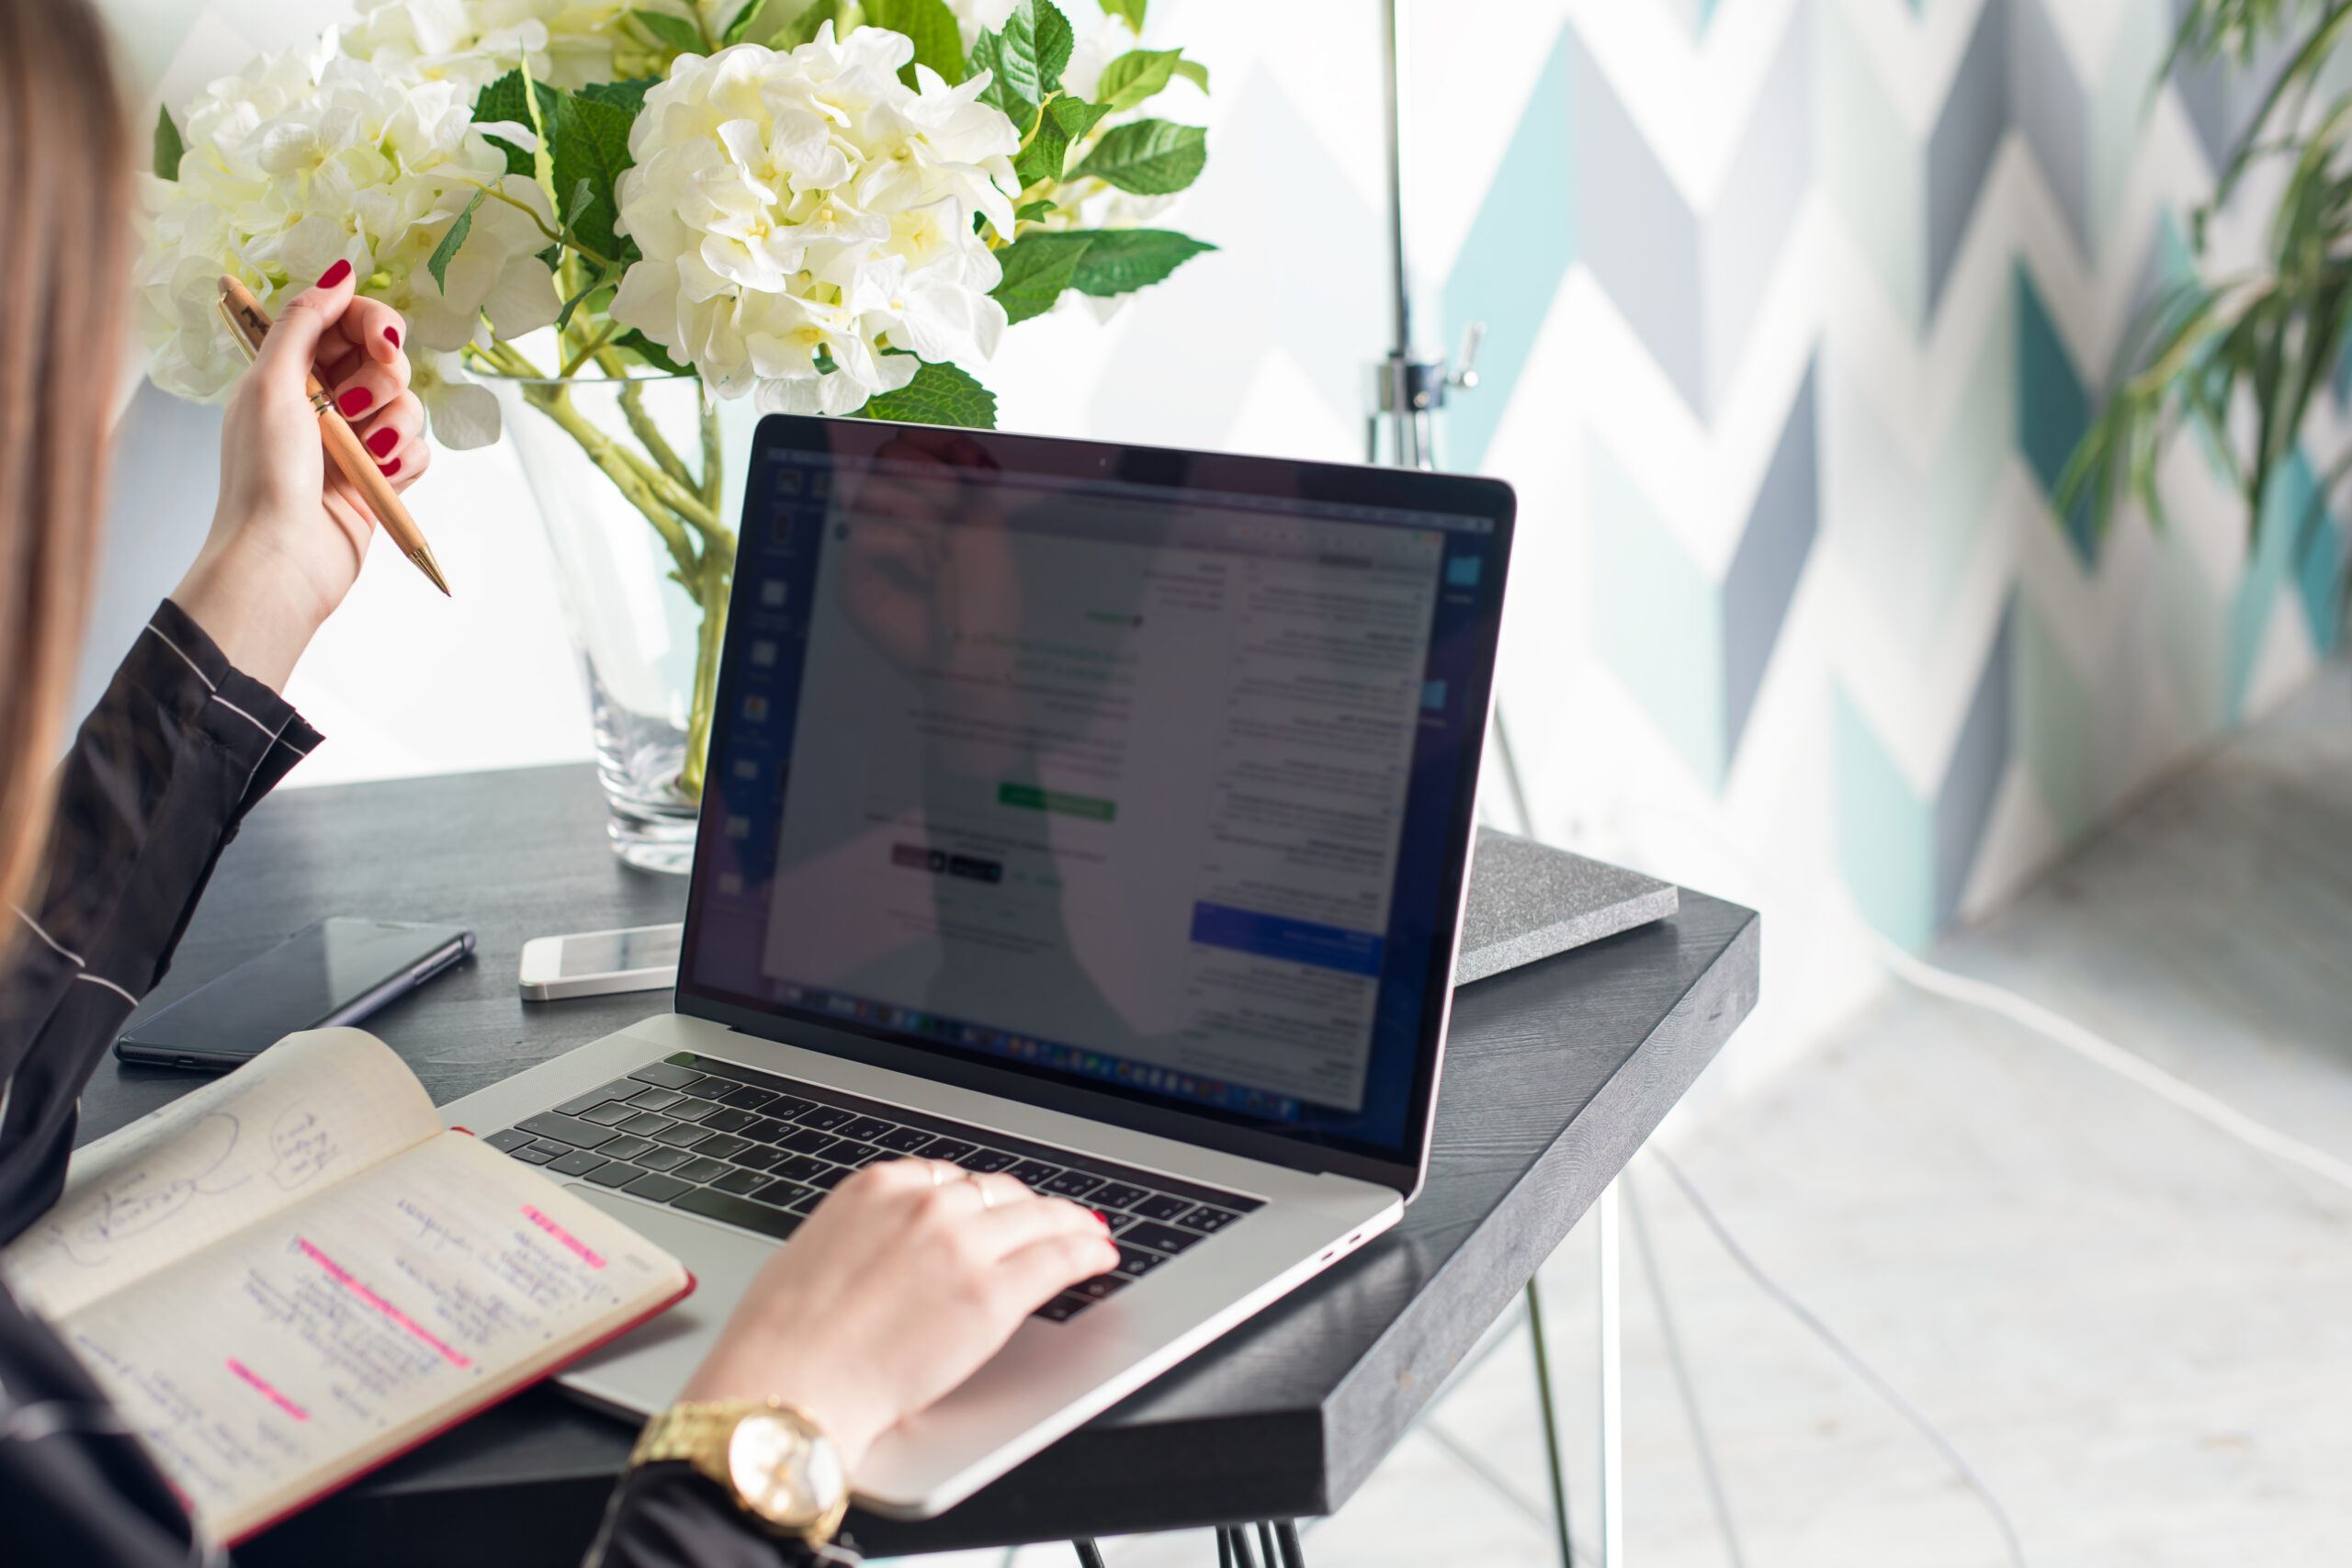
338 387 373 417
384 325 401 349
379 457 401 478
318 258 353 288
1092 1210 1112 1229
366 426 399 457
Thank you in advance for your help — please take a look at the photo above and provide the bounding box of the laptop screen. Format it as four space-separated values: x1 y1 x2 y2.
677 420 1512 1178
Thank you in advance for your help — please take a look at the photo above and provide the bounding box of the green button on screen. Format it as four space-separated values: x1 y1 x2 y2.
998 783 1117 822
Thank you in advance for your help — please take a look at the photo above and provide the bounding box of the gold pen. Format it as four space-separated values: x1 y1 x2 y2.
213 276 451 597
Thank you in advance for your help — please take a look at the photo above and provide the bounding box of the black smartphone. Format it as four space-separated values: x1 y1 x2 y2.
115 918 476 1070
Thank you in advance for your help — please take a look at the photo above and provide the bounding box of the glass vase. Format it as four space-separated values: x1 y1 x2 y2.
491 375 755 873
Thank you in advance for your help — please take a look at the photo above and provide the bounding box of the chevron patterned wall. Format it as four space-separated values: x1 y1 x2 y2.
96 0 2347 1089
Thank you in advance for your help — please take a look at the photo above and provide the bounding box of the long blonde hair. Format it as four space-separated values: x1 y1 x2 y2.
0 0 129 921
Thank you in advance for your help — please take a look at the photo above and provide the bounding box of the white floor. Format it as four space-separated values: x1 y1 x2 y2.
888 664 2352 1568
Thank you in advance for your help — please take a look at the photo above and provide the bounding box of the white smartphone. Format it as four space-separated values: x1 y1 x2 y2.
517 922 682 1001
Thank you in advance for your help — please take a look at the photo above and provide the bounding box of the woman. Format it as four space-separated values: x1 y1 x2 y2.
0 3 1118 1563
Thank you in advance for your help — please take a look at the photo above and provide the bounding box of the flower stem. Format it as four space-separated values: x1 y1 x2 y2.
506 367 736 805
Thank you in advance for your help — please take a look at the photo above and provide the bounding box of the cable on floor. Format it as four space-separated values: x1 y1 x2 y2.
1873 939 2352 1199
1650 1151 2029 1568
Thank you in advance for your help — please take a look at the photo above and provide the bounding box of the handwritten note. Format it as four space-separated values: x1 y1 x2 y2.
2 1029 440 1319
55 1132 684 1540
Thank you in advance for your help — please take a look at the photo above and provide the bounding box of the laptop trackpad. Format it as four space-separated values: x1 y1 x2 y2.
560 1185 777 1405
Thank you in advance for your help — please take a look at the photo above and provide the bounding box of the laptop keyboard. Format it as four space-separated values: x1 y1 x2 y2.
480 1051 1262 1323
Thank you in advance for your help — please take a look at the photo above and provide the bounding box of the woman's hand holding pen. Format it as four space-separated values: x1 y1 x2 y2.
173 261 432 690
681 1158 1119 1472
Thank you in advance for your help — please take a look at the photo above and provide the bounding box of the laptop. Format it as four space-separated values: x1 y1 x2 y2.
437 416 1516 1517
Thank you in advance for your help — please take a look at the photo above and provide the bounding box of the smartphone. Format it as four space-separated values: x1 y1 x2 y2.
517 922 681 1000
115 918 476 1070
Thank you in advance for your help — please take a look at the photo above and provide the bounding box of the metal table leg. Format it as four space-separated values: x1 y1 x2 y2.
1598 1178 1623 1568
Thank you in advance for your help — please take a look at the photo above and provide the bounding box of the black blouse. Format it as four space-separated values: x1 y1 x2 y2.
0 602 826 1567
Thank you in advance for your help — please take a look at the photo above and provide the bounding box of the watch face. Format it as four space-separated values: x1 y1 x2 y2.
729 1412 845 1529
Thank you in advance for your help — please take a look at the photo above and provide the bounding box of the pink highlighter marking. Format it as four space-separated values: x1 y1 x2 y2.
225 1358 309 1422
297 1237 473 1369
524 1205 606 1269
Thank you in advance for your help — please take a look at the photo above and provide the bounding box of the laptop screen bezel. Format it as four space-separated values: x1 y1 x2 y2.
673 414 1516 1199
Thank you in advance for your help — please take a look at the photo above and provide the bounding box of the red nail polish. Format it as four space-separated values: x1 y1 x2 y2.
384 325 401 349
366 426 399 457
379 457 401 478
338 387 373 417
318 258 353 288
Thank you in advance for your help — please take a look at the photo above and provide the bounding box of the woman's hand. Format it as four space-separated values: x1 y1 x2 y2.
172 260 434 690
679 1158 1118 1472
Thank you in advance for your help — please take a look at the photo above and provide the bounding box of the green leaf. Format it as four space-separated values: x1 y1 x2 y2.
856 360 998 427
967 34 1031 130
547 84 641 265
616 327 692 376
1170 57 1207 93
153 106 184 180
869 0 966 86
580 76 658 118
1070 118 1205 194
1098 0 1146 29
471 71 539 177
769 0 843 50
989 231 1091 323
720 0 771 45
1014 94 1111 186
1015 198 1057 221
1092 48 1189 110
426 186 489 292
981 0 1074 112
552 260 622 333
1063 227 1213 295
631 8 708 53
560 176 595 239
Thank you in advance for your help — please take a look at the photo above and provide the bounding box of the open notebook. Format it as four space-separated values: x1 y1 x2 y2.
1 1029 692 1544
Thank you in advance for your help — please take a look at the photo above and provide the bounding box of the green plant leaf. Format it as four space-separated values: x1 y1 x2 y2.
769 0 842 50
1170 57 1207 93
1014 94 1111 186
982 0 1074 112
1098 0 1146 29
547 84 641 265
580 76 658 117
989 231 1091 323
471 71 540 177
856 360 999 427
721 0 771 44
1015 198 1057 221
1063 227 1213 295
616 328 692 376
967 34 1029 130
869 0 967 86
1069 118 1204 194
1093 48 1190 110
631 8 707 53
553 259 623 333
425 186 489 292
153 106 184 180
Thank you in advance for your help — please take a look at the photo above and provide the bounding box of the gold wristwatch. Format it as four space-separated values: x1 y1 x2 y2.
628 1400 849 1543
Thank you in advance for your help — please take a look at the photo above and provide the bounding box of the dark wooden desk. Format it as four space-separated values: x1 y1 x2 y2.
80 764 1758 1566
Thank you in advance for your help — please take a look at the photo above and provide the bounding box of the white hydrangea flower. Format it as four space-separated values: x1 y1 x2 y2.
607 27 1019 416
139 36 560 447
346 0 741 90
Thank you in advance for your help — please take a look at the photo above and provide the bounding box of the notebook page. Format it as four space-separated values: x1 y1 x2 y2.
54 1130 688 1541
2 1029 441 1321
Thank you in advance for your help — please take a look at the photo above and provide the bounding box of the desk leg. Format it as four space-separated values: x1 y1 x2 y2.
1526 1276 1575 1568
1073 1540 1107 1568
1598 1179 1624 1568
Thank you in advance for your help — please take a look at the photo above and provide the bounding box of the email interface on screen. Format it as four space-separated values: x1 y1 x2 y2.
686 443 1500 1156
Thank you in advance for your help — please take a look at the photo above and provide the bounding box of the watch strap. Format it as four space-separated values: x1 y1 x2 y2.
628 1400 847 1544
